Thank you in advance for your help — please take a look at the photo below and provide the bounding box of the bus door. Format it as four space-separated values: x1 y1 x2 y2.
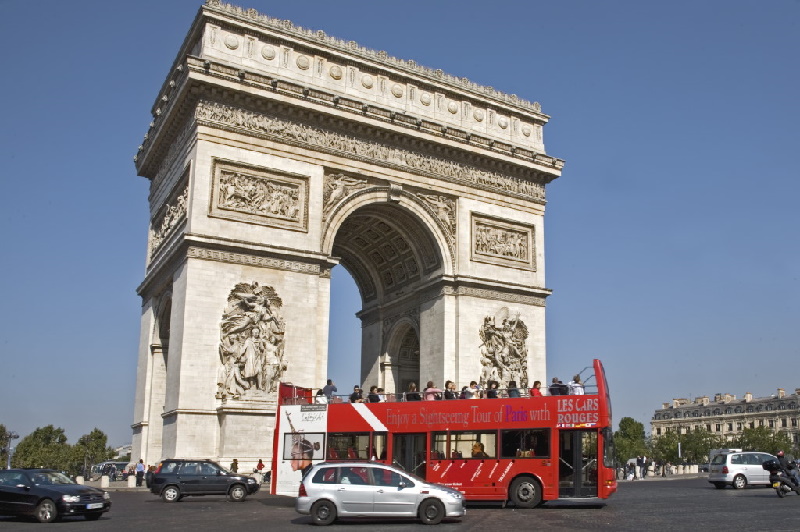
392 434 427 480
558 430 598 498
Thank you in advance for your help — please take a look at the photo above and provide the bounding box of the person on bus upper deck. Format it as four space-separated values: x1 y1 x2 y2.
377 387 386 402
472 442 490 458
529 380 543 397
367 385 381 403
349 385 364 403
405 382 421 401
322 379 338 402
486 380 499 398
548 377 563 396
424 380 443 400
507 380 521 398
568 375 585 395
443 380 458 399
468 380 481 399
460 385 470 399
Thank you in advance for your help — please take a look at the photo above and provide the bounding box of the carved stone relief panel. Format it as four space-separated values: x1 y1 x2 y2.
210 159 309 231
417 192 456 243
323 172 369 220
195 100 546 203
148 172 189 263
478 307 529 388
216 282 287 400
471 214 535 270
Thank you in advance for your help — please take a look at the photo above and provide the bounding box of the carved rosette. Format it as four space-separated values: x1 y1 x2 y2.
323 172 369 220
148 182 188 262
216 282 287 399
478 307 529 388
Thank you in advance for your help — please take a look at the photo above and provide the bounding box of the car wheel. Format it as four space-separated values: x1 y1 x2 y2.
732 475 747 489
85 512 103 521
509 476 543 508
162 485 181 502
310 499 337 526
34 499 58 523
228 484 247 502
419 498 445 525
712 482 726 489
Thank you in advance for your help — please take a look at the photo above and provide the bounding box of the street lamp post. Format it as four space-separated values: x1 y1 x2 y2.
6 431 19 469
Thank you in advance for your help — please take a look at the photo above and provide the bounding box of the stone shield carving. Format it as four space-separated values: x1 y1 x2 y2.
216 282 287 399
478 307 528 388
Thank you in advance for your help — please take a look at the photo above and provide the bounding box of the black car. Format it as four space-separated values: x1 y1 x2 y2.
149 459 259 502
0 469 111 523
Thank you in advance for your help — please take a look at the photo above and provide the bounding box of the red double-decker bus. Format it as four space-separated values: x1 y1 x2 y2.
271 359 616 506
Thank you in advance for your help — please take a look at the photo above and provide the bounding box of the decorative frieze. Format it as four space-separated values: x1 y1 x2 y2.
149 179 189 262
195 100 546 202
187 247 320 275
210 159 309 232
471 214 535 270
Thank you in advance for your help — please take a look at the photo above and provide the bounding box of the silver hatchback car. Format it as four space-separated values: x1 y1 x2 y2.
708 451 775 489
296 462 465 525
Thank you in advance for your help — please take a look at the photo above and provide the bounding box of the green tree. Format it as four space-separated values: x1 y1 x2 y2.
681 428 726 464
733 426 794 455
650 430 681 464
613 417 648 465
12 425 72 470
0 424 9 466
70 428 114 477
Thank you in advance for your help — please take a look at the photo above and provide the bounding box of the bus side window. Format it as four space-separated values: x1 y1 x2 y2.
450 430 496 458
431 432 448 459
501 429 550 458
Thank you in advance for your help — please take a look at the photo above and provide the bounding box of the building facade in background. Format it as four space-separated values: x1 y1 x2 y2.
651 388 800 446
130 0 563 468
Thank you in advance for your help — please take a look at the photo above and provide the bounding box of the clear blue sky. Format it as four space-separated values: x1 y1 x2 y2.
1 0 797 447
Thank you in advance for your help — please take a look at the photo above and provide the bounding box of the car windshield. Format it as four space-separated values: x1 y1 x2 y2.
31 471 74 485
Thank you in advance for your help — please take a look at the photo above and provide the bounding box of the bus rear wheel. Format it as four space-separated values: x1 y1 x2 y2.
510 476 542 508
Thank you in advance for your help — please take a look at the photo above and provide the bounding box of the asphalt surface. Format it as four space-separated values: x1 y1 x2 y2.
2 475 799 531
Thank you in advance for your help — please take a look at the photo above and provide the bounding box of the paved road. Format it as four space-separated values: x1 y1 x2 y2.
2 477 799 531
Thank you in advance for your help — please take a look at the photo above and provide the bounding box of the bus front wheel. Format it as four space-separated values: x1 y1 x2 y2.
510 476 542 508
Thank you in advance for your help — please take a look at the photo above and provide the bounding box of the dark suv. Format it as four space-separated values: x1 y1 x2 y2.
149 460 259 502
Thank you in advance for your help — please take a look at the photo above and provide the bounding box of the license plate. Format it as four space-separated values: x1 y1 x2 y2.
86 503 104 510
772 482 781 488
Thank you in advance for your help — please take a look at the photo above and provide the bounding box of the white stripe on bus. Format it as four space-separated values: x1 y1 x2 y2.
352 403 389 432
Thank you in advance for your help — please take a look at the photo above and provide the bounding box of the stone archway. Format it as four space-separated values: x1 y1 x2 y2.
130 1 562 467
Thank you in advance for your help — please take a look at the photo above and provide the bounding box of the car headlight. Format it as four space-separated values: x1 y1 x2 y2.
62 495 81 503
103 492 111 500
247 478 256 483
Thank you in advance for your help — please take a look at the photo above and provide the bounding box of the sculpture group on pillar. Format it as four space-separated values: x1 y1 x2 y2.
216 282 287 399
478 307 529 387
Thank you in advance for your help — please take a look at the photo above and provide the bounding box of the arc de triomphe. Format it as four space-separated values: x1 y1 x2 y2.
131 0 564 467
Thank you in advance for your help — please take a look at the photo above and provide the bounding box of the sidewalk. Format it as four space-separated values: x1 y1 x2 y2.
82 479 150 492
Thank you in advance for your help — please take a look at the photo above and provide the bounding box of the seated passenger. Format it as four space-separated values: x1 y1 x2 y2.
405 382 421 401
423 381 442 401
367 385 381 403
507 380 521 398
472 442 490 459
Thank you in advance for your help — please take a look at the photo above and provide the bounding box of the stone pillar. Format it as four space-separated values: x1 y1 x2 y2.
128 475 137 488
76 476 84 485
100 475 109 488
